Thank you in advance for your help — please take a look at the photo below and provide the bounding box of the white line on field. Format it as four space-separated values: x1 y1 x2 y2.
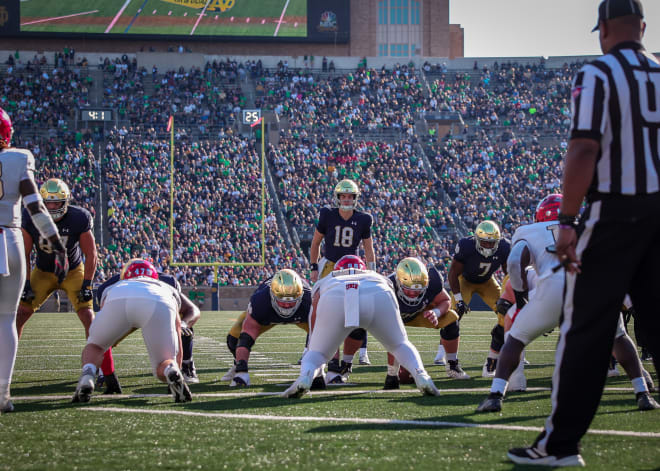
21 10 99 26
81 406 660 439
105 0 132 33
190 0 212 35
273 0 290 37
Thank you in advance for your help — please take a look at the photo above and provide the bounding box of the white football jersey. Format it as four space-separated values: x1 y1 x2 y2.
511 221 562 279
0 148 35 228
313 269 394 298
101 277 182 310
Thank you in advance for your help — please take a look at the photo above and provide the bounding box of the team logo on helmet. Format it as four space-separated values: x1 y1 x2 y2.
395 257 429 306
334 254 367 271
270 269 304 318
475 221 501 258
0 107 13 147
121 259 159 280
39 178 71 222
334 179 360 211
535 194 562 223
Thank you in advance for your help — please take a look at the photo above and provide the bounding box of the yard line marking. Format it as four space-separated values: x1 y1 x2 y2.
124 0 149 33
273 0 290 37
82 406 660 439
105 0 131 33
21 10 99 26
190 0 213 35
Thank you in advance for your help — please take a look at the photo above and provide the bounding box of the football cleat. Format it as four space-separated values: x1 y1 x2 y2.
508 369 527 392
607 367 621 377
358 352 371 365
482 357 497 378
182 361 199 384
434 345 446 365
415 372 441 396
281 374 314 399
103 372 123 395
95 372 105 389
636 391 660 411
476 392 503 413
310 373 327 391
384 374 400 390
230 372 250 387
0 399 14 414
507 447 585 467
167 368 192 403
221 364 237 382
446 360 470 379
72 372 96 403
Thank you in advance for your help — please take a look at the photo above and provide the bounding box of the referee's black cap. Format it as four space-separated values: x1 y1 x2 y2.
593 0 644 32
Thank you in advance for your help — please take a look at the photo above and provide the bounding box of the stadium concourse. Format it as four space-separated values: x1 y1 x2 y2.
4 54 583 286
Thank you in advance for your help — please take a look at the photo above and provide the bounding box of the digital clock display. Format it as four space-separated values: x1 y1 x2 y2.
81 110 113 122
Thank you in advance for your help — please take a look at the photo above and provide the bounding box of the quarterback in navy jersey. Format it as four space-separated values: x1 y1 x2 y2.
383 258 459 389
308 179 376 375
17 179 120 393
436 221 511 380
222 269 313 387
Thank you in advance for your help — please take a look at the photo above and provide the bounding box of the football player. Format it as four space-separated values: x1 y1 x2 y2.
476 195 657 412
73 259 194 403
222 269 314 387
0 107 67 413
16 178 121 394
383 257 459 389
436 220 510 379
281 255 439 398
308 179 376 381
96 260 201 384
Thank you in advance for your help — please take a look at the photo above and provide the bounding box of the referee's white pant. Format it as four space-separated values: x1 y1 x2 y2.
534 194 660 456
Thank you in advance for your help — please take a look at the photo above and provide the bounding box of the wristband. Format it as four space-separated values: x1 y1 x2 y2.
310 263 319 271
453 293 463 302
557 213 577 227
559 224 576 230
81 279 92 289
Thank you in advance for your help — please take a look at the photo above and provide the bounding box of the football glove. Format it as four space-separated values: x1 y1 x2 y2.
53 249 69 284
455 300 469 319
180 321 194 338
78 279 93 302
21 280 35 303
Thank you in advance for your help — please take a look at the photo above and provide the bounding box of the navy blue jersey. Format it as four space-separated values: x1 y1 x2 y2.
316 207 372 262
96 271 180 305
453 236 511 284
389 266 446 322
22 205 92 272
248 276 312 325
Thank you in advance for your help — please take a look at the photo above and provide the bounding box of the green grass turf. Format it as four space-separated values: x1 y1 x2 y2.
20 0 307 37
2 310 659 470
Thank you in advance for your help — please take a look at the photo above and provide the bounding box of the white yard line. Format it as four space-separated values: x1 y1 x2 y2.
21 10 99 26
190 0 213 35
273 0 290 37
105 0 132 33
81 406 660 439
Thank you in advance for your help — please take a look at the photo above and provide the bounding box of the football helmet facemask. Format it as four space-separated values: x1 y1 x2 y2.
121 259 159 280
334 179 360 211
0 107 13 147
475 221 501 258
535 194 562 223
40 178 71 222
395 257 429 306
270 269 304 318
334 254 367 271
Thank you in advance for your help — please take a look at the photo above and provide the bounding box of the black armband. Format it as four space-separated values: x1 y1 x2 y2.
513 290 528 310
237 332 256 351
310 263 319 271
557 212 578 227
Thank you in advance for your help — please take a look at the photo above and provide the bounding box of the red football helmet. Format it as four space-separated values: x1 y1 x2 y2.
120 258 158 280
0 107 13 147
334 255 367 271
535 194 562 222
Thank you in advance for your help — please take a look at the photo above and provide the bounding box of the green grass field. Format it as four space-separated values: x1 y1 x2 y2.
3 310 659 470
20 0 307 37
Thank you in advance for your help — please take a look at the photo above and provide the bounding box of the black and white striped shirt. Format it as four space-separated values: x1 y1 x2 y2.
570 41 660 196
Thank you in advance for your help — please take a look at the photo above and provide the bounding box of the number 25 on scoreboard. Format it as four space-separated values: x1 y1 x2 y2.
242 109 261 125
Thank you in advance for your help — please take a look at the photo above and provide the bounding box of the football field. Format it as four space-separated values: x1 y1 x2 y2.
3 311 659 470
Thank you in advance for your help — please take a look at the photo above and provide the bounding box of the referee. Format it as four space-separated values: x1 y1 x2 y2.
508 0 660 467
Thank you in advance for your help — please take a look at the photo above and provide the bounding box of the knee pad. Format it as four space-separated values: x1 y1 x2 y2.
441 321 460 341
226 334 238 357
348 328 366 341
495 298 513 316
238 332 256 351
490 324 505 352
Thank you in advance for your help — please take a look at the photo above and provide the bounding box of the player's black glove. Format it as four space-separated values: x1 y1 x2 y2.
455 300 469 319
180 321 194 338
53 248 69 284
78 279 93 303
21 280 35 303
513 290 529 311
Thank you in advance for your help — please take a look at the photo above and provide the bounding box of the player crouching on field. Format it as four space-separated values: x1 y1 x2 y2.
73 259 197 403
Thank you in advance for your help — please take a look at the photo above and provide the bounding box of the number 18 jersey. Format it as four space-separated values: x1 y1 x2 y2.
510 221 561 279
317 207 373 263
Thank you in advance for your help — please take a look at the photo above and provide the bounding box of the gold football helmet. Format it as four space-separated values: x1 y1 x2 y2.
334 179 360 211
395 257 429 306
475 221 501 258
40 178 71 221
270 269 304 317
